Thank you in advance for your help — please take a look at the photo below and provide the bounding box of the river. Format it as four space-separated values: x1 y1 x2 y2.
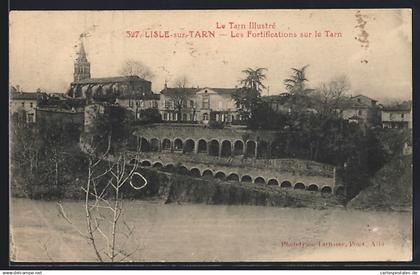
10 198 411 262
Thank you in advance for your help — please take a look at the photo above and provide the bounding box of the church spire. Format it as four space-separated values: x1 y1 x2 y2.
74 39 91 82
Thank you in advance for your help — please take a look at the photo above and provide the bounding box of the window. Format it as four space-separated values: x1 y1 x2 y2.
182 113 187 121
30 102 33 108
163 113 168 120
27 113 34 123
202 94 210 109
203 113 209 121
164 100 170 109
357 98 361 103
358 110 362 116
401 113 405 118
21 102 25 107
189 100 194 108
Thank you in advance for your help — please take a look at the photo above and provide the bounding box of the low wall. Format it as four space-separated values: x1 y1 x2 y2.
16 167 342 209
126 152 336 191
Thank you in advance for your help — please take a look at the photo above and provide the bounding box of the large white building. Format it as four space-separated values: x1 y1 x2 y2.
159 86 240 124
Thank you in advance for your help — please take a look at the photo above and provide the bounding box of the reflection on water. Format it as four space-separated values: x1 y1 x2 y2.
10 198 411 262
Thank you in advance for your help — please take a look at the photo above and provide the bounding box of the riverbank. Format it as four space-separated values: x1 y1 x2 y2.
348 155 412 211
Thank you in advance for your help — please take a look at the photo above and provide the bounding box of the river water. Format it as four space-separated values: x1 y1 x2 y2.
10 198 411 262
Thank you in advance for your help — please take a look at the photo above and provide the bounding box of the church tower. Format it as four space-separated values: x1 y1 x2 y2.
73 40 91 82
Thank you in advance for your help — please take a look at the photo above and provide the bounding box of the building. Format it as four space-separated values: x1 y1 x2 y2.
116 93 160 120
10 86 45 123
36 97 86 126
340 94 380 126
381 101 412 129
159 86 239 124
66 41 153 104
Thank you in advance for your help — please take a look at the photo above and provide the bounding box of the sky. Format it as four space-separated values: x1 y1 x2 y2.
9 9 412 101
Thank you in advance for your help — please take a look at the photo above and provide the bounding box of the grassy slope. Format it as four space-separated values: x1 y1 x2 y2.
348 154 412 211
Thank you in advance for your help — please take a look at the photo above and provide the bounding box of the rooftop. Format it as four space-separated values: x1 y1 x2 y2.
382 101 412 112
72 75 150 85
10 91 42 100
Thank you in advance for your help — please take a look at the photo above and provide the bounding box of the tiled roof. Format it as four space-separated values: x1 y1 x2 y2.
73 75 150 85
382 102 412 112
352 94 377 102
10 91 39 100
118 93 160 100
202 87 238 94
160 87 200 95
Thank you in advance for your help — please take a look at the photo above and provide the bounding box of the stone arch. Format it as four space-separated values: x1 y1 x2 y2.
141 160 151 167
162 138 171 151
150 138 160 152
152 162 163 169
202 169 213 178
227 173 239 182
197 139 207 153
163 163 175 172
321 186 332 194
254 177 266 185
246 140 256 157
139 137 150 152
221 140 232 157
233 140 244 156
215 171 226 180
257 140 269 158
173 138 183 151
294 182 305 190
241 175 252 183
184 139 195 153
267 179 279 186
307 184 319 191
335 186 345 196
209 140 220 156
280 180 292 188
190 168 201 177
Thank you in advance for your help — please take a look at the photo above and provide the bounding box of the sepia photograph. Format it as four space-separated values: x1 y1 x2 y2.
9 9 412 263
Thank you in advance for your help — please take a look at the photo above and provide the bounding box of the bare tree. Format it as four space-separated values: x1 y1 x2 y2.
315 75 351 116
58 117 147 262
119 59 155 80
165 76 191 122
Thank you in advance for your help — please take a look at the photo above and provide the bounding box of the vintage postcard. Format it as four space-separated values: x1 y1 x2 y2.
9 9 412 262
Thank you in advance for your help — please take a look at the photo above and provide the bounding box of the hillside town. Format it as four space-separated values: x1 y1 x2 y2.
10 39 413 204
10 41 412 130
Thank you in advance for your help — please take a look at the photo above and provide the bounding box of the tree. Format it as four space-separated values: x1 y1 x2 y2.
283 65 311 95
119 60 154 80
58 112 148 262
239 67 267 93
138 108 162 123
231 87 261 123
165 76 191 122
314 76 351 117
